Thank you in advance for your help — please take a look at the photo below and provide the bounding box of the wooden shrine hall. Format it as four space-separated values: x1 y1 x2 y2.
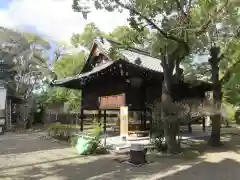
51 37 212 137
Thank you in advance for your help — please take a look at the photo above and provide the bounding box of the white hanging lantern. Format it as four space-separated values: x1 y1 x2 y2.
205 91 212 100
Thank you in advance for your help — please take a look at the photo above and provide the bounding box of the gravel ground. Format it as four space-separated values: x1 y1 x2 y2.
0 127 240 180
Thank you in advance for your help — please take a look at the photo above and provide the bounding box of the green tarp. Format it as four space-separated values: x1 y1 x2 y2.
75 136 91 155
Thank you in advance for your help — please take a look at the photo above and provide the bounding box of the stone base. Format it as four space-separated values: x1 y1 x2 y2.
129 149 147 165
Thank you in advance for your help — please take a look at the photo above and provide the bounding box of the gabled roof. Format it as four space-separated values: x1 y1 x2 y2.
51 37 164 89
83 37 163 73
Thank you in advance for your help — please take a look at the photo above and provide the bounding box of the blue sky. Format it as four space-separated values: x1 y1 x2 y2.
0 0 11 9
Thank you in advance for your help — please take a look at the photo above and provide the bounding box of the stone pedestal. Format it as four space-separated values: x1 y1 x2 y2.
129 144 147 165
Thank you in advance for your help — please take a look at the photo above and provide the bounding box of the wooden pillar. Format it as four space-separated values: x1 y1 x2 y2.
143 109 147 129
188 123 192 133
80 108 84 132
202 117 206 132
103 110 107 146
143 86 147 130
80 89 84 132
149 109 153 138
98 110 102 126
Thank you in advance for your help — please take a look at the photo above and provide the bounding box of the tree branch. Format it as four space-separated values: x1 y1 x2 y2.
175 0 187 17
220 58 240 84
114 0 190 56
114 0 187 46
131 23 149 44
196 0 229 36
218 24 240 84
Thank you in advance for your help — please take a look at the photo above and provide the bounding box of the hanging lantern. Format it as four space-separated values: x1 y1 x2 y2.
130 77 142 88
205 91 212 100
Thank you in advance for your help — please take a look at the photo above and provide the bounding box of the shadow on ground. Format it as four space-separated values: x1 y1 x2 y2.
1 153 240 180
0 132 68 155
0 154 201 180
0 130 240 180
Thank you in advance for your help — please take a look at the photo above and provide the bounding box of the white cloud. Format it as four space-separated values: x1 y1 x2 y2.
0 0 129 42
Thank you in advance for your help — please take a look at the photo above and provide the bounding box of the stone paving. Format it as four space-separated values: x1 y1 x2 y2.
0 127 240 180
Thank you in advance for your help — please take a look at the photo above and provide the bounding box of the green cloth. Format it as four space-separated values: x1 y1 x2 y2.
75 136 91 155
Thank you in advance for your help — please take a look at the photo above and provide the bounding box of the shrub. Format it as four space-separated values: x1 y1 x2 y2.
70 135 78 146
150 116 167 152
47 121 108 155
148 99 210 152
84 121 102 154
47 123 80 141
222 103 236 122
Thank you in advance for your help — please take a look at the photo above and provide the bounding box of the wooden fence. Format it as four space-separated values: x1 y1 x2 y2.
44 111 120 131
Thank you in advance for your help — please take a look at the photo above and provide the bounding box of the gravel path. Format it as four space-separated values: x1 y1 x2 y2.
0 129 240 180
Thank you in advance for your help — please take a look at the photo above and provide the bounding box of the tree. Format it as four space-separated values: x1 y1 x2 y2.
48 52 86 111
71 23 104 49
72 0 238 153
109 25 149 48
71 23 149 50
206 23 240 145
0 27 54 128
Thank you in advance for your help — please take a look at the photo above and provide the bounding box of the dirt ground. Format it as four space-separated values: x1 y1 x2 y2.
0 129 240 180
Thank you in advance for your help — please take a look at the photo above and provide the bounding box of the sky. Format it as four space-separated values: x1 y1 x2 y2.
0 0 208 64
0 0 129 42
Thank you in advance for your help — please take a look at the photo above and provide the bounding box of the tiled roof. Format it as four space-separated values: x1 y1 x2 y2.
52 61 114 86
119 49 163 72
94 37 163 72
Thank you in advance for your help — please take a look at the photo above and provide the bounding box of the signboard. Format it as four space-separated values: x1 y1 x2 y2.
120 106 128 139
99 94 125 109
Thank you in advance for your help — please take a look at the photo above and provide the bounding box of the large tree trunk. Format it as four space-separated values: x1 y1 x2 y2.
209 66 222 146
162 80 181 154
208 47 222 146
161 61 181 154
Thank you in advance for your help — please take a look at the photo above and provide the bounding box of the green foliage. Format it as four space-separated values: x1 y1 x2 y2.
53 52 85 78
109 25 149 47
222 103 236 122
221 38 240 105
47 120 105 155
71 23 106 49
43 52 86 110
72 0 234 54
47 123 80 141
150 120 167 152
